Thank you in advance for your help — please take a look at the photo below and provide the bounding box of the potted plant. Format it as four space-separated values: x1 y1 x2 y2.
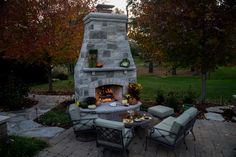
88 49 98 68
127 83 143 105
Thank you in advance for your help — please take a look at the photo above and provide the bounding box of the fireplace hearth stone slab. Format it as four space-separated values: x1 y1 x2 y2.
79 101 142 114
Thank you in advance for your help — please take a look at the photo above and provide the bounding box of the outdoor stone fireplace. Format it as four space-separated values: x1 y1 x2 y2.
74 5 136 102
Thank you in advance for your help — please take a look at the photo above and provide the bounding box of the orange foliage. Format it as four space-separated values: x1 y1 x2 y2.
0 0 97 65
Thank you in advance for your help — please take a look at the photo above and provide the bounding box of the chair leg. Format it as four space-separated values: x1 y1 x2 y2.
183 136 188 150
145 136 148 151
173 150 177 157
123 149 128 157
191 129 196 141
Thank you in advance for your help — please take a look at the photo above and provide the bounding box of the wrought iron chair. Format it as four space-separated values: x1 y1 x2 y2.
68 104 98 141
145 107 198 154
95 118 134 157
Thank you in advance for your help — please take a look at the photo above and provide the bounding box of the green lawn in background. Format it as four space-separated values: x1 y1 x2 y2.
30 66 236 103
31 75 74 93
139 66 236 102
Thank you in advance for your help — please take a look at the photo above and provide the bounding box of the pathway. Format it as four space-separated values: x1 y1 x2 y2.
0 94 71 138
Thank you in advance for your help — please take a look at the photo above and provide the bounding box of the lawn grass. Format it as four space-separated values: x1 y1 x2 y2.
138 65 236 103
30 75 74 93
0 135 48 157
30 66 236 104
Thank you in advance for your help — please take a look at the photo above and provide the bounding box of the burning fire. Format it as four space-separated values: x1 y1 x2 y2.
98 86 114 102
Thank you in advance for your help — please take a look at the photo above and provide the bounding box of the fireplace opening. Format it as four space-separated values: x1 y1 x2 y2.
96 85 122 102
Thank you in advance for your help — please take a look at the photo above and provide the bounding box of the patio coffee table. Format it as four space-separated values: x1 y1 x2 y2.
122 111 153 128
121 111 160 138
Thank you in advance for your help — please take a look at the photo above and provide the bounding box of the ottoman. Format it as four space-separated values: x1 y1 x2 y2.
148 105 174 119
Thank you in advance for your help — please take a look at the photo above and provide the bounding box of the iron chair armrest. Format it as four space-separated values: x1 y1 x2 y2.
71 118 96 125
149 127 178 137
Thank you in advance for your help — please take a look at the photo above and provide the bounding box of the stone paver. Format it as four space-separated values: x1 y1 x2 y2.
205 112 225 121
36 120 236 157
0 94 71 138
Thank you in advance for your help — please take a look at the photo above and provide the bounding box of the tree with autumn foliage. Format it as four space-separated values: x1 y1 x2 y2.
129 27 163 73
128 1 163 73
0 0 97 92
130 0 236 102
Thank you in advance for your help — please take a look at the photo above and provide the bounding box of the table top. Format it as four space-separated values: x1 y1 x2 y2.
79 101 142 114
122 111 153 128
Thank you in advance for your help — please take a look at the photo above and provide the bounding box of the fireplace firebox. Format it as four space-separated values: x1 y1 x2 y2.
96 85 122 102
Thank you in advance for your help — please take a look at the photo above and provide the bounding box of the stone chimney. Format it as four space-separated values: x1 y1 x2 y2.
74 6 136 102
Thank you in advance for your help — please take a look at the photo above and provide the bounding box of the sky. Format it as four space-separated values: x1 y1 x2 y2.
97 0 127 11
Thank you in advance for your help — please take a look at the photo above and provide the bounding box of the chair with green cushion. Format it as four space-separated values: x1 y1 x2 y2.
68 104 98 141
95 118 133 157
145 107 198 153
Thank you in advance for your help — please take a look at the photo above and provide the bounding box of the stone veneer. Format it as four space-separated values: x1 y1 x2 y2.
74 12 136 101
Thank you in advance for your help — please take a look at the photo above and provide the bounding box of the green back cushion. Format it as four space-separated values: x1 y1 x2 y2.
95 118 125 133
69 104 80 121
170 113 191 134
184 107 198 119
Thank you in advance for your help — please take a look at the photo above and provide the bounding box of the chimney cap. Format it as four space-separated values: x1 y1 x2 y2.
96 4 115 13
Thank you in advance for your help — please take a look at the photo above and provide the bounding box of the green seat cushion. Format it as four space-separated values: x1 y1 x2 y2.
170 113 191 134
184 107 198 119
161 116 176 127
154 122 172 131
69 104 80 121
150 123 176 145
148 105 174 118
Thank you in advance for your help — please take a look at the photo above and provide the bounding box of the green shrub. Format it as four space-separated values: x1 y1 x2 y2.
0 135 48 157
55 73 68 80
165 91 179 112
52 66 69 80
183 86 196 104
0 75 29 110
155 89 165 105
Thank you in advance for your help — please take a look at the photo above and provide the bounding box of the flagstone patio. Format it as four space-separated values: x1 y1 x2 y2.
36 120 236 157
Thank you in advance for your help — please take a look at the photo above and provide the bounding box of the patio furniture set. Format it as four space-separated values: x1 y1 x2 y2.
68 102 198 157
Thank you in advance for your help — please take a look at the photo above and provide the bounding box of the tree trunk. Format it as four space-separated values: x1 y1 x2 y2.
190 67 195 72
171 67 176 75
47 66 53 92
201 72 207 103
149 61 154 73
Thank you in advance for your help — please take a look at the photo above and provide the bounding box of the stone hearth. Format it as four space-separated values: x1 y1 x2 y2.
74 11 136 102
